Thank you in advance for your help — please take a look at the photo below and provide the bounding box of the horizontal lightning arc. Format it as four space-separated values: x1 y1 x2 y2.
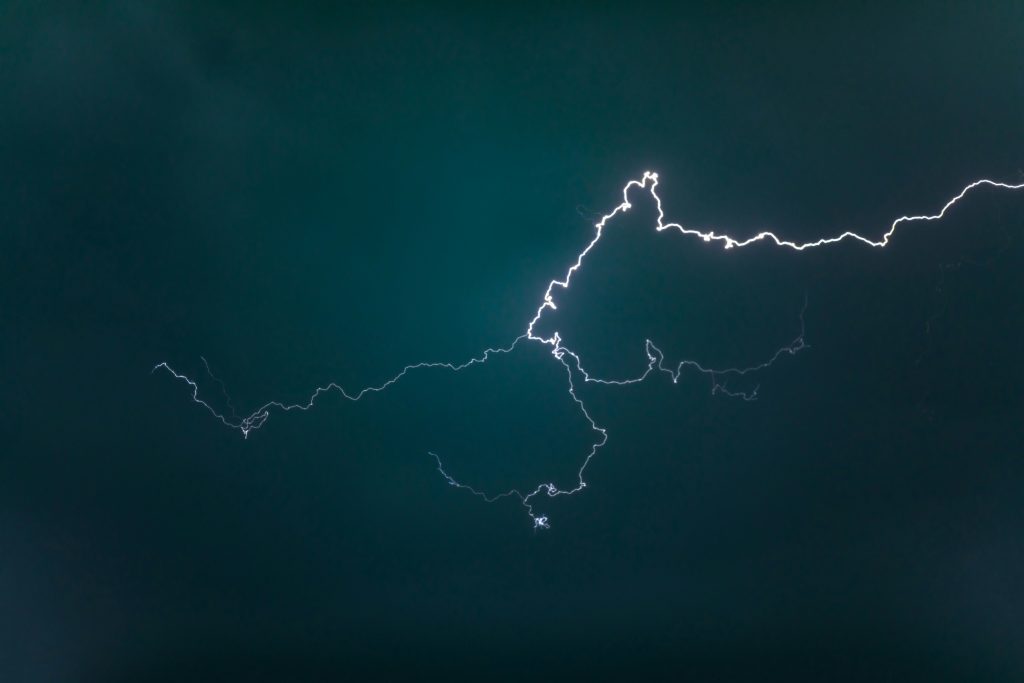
527 172 1024 346
156 171 1024 528
153 337 527 439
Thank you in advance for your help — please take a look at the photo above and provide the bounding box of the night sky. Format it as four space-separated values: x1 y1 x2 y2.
4 2 1024 680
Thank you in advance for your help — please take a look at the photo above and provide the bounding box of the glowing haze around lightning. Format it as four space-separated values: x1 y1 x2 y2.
155 171 1024 529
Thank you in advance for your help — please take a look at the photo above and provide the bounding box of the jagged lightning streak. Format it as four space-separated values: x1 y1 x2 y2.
153 338 528 439
156 171 1024 529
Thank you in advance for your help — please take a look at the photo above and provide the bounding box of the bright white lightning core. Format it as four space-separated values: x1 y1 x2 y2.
155 171 1024 529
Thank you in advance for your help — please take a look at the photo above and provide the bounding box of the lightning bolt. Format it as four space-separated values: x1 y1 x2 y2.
155 171 1024 529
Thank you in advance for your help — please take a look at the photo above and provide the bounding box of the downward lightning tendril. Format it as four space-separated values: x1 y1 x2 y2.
154 171 1024 529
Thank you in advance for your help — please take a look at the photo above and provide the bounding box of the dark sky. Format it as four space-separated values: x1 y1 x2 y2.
3 2 1024 680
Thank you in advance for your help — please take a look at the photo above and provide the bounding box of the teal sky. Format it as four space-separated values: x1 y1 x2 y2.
3 2 1024 680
